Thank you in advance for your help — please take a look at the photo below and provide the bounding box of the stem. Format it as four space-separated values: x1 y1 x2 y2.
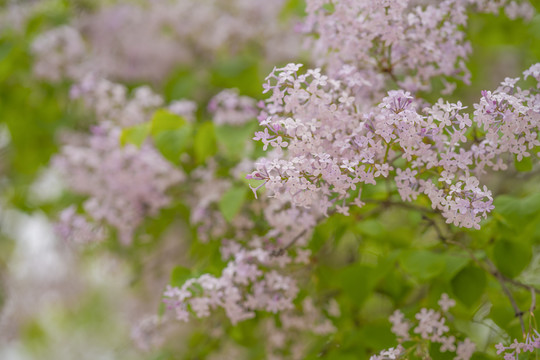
270 228 308 257
531 287 536 315
487 258 526 336
421 215 447 241
384 142 392 163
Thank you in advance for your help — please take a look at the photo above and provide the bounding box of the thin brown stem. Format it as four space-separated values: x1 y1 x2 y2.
487 259 526 335
270 228 309 257
530 286 536 315
421 215 447 241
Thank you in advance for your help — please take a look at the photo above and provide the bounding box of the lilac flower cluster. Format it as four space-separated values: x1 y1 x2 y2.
372 294 475 360
24 0 539 357
208 89 259 126
54 78 186 245
30 0 302 83
70 74 165 127
55 206 108 245
249 63 540 229
165 156 322 324
162 0 539 336
301 0 534 97
187 160 238 243
163 248 299 324
495 330 540 360
54 126 184 245
30 25 89 82
150 150 330 359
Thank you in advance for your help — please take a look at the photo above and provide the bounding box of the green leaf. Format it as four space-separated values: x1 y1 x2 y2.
215 122 258 159
441 254 470 281
399 250 445 281
229 319 258 347
356 219 384 237
120 123 150 147
493 239 532 278
149 110 192 163
170 266 192 287
153 126 192 164
281 0 307 18
489 303 515 329
210 56 261 97
514 155 533 172
163 67 201 101
494 193 540 228
150 110 187 136
218 186 248 223
451 265 486 307
193 122 217 164
357 320 395 350
339 264 380 306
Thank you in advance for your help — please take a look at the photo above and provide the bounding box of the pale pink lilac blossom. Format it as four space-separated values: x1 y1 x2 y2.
54 79 186 245
495 330 540 360
249 63 540 229
55 206 108 245
163 249 299 324
70 74 166 127
301 0 533 99
30 0 302 83
30 25 90 82
54 126 184 245
208 89 258 126
376 294 475 359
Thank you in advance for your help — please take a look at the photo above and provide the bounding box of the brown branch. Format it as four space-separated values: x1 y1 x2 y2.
486 258 526 335
421 214 448 241
530 286 536 315
270 228 309 257
498 274 540 295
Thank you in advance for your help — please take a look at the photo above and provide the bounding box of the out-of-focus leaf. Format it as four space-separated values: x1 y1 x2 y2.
150 110 187 136
219 185 247 223
514 155 533 172
492 238 532 278
399 250 445 281
170 266 192 287
210 56 261 97
215 122 257 159
339 264 380 306
451 265 486 307
153 127 192 164
194 122 217 164
489 303 515 329
150 110 192 163
441 254 470 281
119 123 150 147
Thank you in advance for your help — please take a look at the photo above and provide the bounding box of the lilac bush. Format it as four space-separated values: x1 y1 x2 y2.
1 0 539 359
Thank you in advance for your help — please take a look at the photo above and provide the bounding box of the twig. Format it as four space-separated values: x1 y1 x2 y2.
499 274 540 295
270 228 309 257
489 260 526 336
437 227 540 291
421 215 447 241
530 287 536 315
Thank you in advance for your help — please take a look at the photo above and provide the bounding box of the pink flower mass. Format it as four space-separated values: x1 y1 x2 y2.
2 0 539 359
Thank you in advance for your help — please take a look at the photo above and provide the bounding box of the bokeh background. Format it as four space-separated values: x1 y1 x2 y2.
1 0 540 359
